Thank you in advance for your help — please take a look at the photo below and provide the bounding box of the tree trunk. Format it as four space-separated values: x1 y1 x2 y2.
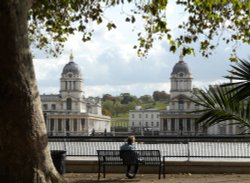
0 1 65 182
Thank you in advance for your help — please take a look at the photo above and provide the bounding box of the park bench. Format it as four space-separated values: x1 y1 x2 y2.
97 150 162 180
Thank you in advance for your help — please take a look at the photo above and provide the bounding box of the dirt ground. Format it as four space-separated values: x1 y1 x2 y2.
65 173 250 183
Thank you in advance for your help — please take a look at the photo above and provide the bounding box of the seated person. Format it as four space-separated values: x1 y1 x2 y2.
120 136 139 179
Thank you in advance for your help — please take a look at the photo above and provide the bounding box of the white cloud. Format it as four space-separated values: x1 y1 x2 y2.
32 2 249 99
193 79 228 90
85 82 171 97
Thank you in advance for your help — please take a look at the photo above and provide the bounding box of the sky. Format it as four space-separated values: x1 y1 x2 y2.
33 1 249 98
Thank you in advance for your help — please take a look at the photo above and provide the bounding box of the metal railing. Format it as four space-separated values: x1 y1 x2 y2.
48 136 250 160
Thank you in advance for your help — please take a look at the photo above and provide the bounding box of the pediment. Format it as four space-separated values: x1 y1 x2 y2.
171 94 192 101
60 95 79 101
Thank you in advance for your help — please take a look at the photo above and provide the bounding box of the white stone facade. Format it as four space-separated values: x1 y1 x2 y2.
160 55 239 136
41 54 111 136
129 107 160 135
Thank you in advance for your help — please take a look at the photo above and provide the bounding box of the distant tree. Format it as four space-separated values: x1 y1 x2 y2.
120 93 137 104
102 94 114 102
102 108 112 117
127 101 137 111
139 95 154 103
153 91 170 101
102 100 115 116
113 102 123 116
153 91 160 101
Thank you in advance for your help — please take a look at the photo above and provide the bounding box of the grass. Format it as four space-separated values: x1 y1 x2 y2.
141 101 168 110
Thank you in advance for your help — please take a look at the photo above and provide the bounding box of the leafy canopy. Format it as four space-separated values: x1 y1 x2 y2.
29 0 250 58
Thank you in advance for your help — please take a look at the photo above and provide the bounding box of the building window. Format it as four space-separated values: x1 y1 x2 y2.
171 118 175 131
131 114 134 118
151 114 154 118
50 119 54 131
229 123 233 134
146 122 148 127
81 119 85 131
151 122 154 126
43 104 48 110
69 81 72 90
195 104 199 110
51 104 56 110
66 119 70 131
203 126 208 134
163 119 168 131
179 118 183 131
145 114 148 118
178 98 184 110
195 119 199 132
73 119 77 131
187 118 191 131
236 125 241 134
66 98 72 110
132 122 134 126
58 119 62 131
219 124 226 135
157 114 160 118
139 122 141 126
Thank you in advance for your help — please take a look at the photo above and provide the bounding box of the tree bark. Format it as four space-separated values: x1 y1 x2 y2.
0 1 65 182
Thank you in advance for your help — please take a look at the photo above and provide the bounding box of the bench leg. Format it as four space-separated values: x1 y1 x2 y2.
163 161 166 178
97 164 101 180
103 165 106 178
158 165 161 179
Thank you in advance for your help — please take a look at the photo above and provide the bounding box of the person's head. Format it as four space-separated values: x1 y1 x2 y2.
127 135 135 144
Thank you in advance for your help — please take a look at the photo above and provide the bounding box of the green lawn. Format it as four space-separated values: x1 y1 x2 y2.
112 112 128 121
141 101 168 110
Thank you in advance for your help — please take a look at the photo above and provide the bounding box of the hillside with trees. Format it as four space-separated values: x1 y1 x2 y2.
102 91 170 121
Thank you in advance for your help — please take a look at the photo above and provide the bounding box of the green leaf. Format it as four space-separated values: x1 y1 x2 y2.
97 17 102 24
125 17 130 22
131 16 136 23
229 57 238 62
170 45 176 52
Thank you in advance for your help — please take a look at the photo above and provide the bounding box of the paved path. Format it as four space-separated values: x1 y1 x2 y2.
65 173 250 183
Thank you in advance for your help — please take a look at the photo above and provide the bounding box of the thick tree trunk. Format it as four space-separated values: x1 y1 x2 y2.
0 1 65 182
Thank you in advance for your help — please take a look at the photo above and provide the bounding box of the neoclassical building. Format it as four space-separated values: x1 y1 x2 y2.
41 54 111 136
160 55 202 135
160 55 241 136
129 106 160 135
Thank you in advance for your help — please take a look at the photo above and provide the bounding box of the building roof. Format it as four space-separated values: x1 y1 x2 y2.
62 53 81 75
171 54 191 75
41 94 60 101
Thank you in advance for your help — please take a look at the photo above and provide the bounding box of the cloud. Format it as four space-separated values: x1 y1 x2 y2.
193 79 228 90
32 2 249 99
85 82 171 97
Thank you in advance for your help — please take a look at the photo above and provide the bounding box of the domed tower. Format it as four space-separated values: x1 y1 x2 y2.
170 53 192 99
60 53 84 99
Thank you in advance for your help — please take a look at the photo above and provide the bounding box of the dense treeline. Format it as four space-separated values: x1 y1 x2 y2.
102 91 170 117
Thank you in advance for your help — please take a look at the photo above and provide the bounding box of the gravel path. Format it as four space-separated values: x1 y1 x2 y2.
65 173 250 183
